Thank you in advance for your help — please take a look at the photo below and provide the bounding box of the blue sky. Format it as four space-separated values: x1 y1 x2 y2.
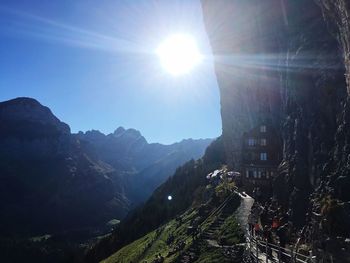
0 0 221 144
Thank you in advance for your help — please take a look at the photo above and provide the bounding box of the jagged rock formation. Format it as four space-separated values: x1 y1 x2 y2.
202 0 350 260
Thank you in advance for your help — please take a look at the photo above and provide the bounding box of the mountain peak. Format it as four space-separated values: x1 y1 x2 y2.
0 97 70 134
114 126 126 136
125 128 142 138
0 97 42 108
113 127 145 141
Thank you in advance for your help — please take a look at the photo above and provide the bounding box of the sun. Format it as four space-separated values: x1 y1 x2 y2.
156 34 202 76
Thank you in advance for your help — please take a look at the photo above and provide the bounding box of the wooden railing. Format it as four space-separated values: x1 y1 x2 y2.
247 231 316 263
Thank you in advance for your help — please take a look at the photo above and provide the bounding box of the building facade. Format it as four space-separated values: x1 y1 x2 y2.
241 123 281 194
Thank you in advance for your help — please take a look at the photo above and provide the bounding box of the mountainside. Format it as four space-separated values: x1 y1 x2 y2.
86 137 227 262
0 97 127 236
202 0 350 260
76 129 212 203
0 97 211 238
102 192 243 263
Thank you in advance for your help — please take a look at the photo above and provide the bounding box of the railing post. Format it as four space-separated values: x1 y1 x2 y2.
278 243 281 263
265 239 268 263
256 239 259 263
249 232 252 258
309 250 316 263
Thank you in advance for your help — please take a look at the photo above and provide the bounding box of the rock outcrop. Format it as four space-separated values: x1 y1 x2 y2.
202 0 350 260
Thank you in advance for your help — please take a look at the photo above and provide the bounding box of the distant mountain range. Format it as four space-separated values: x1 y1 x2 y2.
76 126 213 204
0 97 212 236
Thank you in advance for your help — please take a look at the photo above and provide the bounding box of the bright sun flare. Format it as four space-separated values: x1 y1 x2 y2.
157 34 202 76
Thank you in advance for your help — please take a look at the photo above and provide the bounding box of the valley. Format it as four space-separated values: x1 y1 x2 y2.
0 97 211 262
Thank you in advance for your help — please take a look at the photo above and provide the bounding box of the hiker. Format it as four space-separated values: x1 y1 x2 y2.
263 225 273 257
272 216 280 231
248 213 255 235
254 223 261 236
277 224 289 262
277 224 288 248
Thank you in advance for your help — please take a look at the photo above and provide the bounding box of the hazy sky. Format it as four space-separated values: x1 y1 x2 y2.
0 0 221 144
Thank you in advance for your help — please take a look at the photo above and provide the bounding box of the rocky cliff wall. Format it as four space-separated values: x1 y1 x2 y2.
317 0 350 90
202 0 350 241
201 0 285 170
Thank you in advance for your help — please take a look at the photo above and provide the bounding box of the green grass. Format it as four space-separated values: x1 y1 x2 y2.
215 215 244 246
102 209 199 263
102 189 243 263
194 247 231 263
101 231 156 263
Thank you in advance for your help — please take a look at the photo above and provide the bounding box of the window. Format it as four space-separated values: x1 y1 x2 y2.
246 171 249 178
260 125 267 133
261 138 267 146
248 138 255 146
248 170 254 178
260 152 267 161
253 170 257 178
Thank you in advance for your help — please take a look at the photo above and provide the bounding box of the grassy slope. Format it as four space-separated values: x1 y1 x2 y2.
194 248 230 263
102 209 198 263
215 215 244 246
86 137 227 262
103 190 243 263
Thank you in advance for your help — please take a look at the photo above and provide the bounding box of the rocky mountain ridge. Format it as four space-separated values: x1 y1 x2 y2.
0 97 212 237
76 126 212 204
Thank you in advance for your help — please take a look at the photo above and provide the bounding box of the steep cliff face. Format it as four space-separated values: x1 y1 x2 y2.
317 0 350 89
202 0 350 252
274 0 347 228
201 0 285 170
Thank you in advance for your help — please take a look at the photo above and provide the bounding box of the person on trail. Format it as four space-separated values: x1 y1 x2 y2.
263 225 273 257
272 216 280 231
277 223 288 248
277 224 289 262
254 223 261 236
260 205 269 226
248 213 255 235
